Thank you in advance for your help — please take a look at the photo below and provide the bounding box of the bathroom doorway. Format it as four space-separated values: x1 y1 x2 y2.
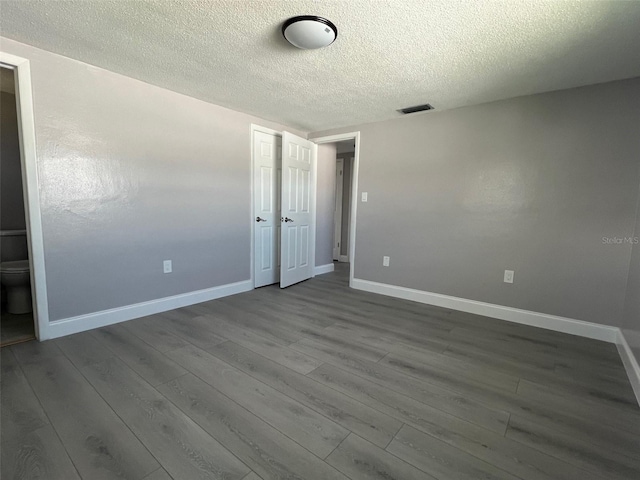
0 66 35 346
333 140 354 263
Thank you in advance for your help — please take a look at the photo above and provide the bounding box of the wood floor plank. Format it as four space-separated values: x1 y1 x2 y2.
156 311 227 350
285 287 453 338
55 330 115 368
210 340 402 448
516 379 640 432
20 355 159 480
291 325 390 363
1 348 49 440
242 473 262 480
191 314 322 374
553 355 629 381
291 337 387 370
290 335 514 434
189 300 301 345
1 425 81 480
167 344 349 459
11 339 64 366
309 364 604 480
322 323 438 356
158 373 348 480
326 433 435 480
142 468 174 480
506 415 640 480
81 357 250 480
442 342 556 378
387 424 520 480
121 315 190 353
381 348 520 393
225 292 338 331
449 325 622 364
91 324 187 387
517 376 640 415
553 364 631 396
324 320 448 355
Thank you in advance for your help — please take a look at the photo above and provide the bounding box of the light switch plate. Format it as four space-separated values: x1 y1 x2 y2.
362 192 368 202
163 260 172 274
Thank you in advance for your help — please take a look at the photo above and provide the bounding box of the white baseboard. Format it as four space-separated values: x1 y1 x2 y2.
44 280 253 340
351 278 619 343
314 263 335 276
617 329 640 406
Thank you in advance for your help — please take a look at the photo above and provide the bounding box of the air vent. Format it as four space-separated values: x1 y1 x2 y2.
398 103 434 114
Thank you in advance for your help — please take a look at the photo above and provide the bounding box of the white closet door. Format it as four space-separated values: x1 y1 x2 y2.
280 132 314 288
253 131 281 287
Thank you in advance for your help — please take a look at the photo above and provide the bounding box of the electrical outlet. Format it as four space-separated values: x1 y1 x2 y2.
383 256 390 267
163 260 172 274
504 269 514 283
362 192 368 202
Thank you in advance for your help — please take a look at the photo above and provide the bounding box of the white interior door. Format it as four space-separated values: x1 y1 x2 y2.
333 158 343 261
280 131 314 288
253 131 281 287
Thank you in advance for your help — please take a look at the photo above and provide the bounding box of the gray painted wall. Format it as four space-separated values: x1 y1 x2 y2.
1 38 304 322
337 152 354 257
316 143 337 267
623 186 640 362
1 90 26 231
312 78 640 327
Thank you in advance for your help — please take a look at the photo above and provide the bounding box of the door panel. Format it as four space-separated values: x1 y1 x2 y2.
253 131 281 287
280 132 314 288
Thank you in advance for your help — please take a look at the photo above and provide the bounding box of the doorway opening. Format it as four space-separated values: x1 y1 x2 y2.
333 140 355 263
312 132 360 288
1 53 50 342
251 126 360 290
0 67 34 346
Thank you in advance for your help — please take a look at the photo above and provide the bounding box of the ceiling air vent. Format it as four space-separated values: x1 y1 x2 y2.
398 103 434 114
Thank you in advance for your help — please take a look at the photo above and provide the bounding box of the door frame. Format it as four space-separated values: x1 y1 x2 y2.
333 158 344 261
0 53 50 340
312 132 360 287
250 124 282 289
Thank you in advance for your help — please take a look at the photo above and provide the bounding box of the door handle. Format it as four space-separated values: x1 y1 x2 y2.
284 217 294 223
256 216 267 222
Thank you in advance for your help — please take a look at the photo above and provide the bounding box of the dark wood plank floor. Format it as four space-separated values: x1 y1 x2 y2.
2 263 639 480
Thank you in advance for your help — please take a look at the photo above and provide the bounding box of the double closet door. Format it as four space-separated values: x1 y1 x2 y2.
254 130 314 288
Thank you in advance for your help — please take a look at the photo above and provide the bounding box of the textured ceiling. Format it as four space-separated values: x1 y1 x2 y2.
1 1 640 131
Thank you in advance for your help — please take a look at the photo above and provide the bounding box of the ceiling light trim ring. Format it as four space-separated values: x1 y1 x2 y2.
282 15 338 49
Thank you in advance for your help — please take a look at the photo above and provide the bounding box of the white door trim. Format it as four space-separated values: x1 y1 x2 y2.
333 158 344 261
312 132 360 288
250 124 282 288
0 53 50 340
311 143 318 276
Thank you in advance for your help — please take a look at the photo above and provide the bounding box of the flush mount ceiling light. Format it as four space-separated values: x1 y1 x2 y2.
282 16 338 50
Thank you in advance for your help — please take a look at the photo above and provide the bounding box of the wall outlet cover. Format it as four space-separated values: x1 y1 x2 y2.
504 269 514 283
163 260 172 274
383 256 390 267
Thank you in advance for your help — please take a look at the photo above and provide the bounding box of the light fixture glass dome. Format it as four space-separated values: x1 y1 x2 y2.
282 16 338 50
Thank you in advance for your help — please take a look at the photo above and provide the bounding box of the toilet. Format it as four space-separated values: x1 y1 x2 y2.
0 230 32 314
